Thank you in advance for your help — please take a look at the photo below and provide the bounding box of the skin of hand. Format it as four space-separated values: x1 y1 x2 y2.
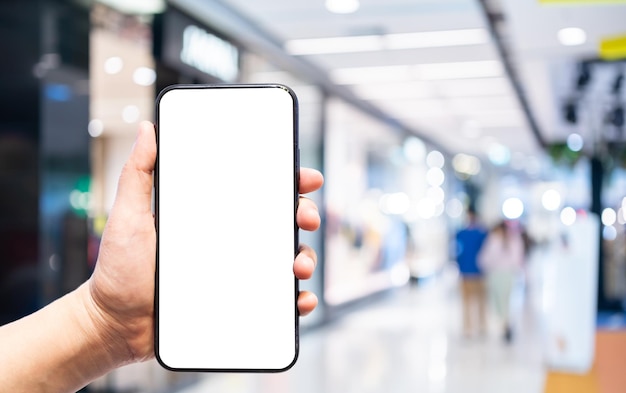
0 121 324 392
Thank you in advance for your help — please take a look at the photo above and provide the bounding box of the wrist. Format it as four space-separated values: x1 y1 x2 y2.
0 282 132 392
73 282 134 369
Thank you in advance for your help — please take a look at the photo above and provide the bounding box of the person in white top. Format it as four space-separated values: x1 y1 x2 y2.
478 220 525 343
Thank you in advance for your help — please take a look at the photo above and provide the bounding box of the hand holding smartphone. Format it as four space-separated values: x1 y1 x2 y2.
155 84 299 372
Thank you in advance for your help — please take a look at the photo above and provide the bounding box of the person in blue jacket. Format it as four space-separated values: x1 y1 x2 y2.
455 207 488 337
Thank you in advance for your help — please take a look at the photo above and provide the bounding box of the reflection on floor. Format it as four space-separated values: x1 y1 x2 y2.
175 269 545 393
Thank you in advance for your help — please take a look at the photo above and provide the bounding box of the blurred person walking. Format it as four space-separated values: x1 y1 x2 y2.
455 207 488 338
478 220 525 343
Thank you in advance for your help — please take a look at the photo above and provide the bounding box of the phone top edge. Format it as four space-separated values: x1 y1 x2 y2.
155 83 299 118
156 82 300 145
156 83 297 95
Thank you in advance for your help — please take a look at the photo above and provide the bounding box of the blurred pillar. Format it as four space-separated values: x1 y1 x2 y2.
0 0 90 325
0 1 43 325
39 0 91 301
591 156 623 311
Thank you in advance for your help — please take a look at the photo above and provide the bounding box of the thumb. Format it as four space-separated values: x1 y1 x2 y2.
113 121 156 214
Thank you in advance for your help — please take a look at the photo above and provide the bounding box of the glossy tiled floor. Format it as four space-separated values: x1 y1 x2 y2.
175 269 546 393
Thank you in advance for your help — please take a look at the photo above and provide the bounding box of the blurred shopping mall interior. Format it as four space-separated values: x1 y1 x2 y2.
1 0 626 392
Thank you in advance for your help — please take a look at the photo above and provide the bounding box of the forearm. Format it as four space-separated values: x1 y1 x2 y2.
0 283 125 393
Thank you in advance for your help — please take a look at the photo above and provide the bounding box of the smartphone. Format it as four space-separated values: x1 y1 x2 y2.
155 84 299 372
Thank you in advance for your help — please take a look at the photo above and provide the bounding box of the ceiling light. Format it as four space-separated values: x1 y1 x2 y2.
558 27 587 46
331 61 503 84
285 35 383 55
285 28 489 56
133 67 156 86
331 65 411 84
352 81 433 100
437 78 511 97
385 28 489 50
104 56 123 74
325 0 360 14
467 112 525 128
415 60 503 80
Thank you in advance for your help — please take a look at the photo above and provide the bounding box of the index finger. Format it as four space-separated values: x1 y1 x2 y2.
299 168 324 194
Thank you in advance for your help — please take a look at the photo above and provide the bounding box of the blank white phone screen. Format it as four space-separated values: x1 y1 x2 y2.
156 85 298 371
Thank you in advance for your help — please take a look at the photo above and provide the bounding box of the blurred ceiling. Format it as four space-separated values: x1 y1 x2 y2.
95 0 626 171
173 0 626 168
223 0 525 161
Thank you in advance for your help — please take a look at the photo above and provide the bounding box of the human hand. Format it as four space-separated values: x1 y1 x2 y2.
82 121 323 365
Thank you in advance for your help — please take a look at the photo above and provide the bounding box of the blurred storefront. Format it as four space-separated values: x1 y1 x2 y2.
89 3 155 226
0 0 451 337
323 98 455 307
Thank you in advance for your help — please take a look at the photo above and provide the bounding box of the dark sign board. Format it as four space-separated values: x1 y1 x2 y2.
154 7 240 83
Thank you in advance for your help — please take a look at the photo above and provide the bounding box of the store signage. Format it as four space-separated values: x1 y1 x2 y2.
179 25 239 82
156 8 240 82
600 34 626 60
